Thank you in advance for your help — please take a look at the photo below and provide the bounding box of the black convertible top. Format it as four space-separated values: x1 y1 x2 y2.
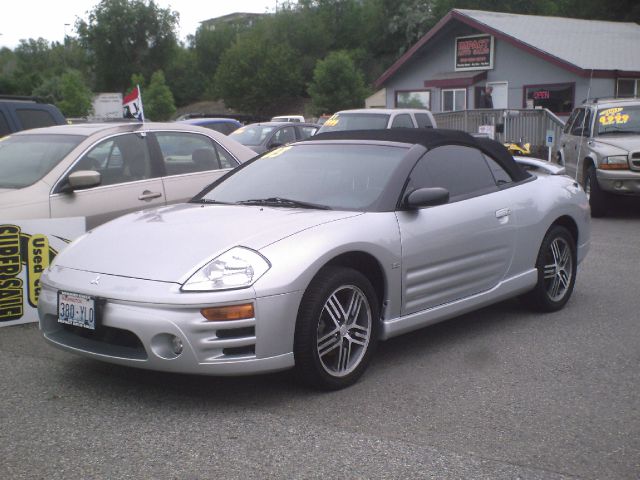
311 128 530 182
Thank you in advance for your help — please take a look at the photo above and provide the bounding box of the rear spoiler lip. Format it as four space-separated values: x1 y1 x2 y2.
513 156 566 175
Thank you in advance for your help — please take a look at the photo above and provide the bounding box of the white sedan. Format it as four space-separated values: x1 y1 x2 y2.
0 122 255 228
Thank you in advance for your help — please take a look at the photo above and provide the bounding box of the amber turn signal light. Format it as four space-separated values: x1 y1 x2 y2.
599 163 628 170
201 303 255 321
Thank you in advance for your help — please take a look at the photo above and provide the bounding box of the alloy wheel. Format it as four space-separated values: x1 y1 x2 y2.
316 285 372 377
543 236 573 302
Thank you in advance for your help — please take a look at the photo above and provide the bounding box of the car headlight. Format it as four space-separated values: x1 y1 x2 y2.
600 155 629 170
181 247 270 291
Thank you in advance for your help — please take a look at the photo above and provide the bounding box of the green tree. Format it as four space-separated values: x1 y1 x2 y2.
214 32 303 115
191 23 242 96
308 51 368 115
142 70 176 120
76 0 179 92
33 70 93 117
0 47 19 94
164 46 206 107
128 73 146 92
58 70 94 117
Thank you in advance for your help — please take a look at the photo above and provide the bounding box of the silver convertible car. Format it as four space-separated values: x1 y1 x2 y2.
38 129 590 390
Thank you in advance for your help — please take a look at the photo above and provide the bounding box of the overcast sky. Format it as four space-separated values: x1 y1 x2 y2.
0 0 277 49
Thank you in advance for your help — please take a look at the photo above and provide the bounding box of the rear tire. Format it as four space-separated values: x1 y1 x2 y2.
584 165 608 217
520 225 577 312
294 267 379 390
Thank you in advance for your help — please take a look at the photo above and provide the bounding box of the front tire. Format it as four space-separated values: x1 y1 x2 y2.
520 226 577 312
294 267 379 390
584 165 608 217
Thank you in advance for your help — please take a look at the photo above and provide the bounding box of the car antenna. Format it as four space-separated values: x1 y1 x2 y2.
574 69 594 182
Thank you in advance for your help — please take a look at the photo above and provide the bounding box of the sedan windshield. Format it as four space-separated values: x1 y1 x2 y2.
0 134 85 188
229 125 275 146
596 105 640 135
318 113 390 133
196 144 408 211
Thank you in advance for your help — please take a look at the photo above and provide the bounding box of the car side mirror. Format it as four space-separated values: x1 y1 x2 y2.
404 187 450 209
268 141 283 150
67 170 101 191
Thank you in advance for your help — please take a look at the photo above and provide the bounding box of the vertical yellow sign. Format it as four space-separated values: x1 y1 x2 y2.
27 234 50 307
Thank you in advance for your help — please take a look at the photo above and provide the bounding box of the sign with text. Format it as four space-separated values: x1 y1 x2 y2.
0 218 85 327
455 34 494 71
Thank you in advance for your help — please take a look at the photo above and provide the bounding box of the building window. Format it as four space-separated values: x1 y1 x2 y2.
523 83 574 115
617 78 640 98
396 90 431 109
441 89 466 112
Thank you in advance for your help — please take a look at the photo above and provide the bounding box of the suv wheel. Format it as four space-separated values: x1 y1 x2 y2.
584 165 608 217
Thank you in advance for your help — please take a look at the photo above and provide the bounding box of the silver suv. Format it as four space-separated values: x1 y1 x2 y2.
316 108 437 134
558 98 640 216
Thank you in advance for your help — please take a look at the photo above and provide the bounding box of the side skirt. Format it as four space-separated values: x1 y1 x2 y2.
380 269 537 340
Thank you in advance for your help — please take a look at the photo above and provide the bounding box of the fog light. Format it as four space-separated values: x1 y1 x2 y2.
171 335 183 355
150 333 185 359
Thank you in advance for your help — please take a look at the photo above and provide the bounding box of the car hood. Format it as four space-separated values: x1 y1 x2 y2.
592 135 640 153
53 203 362 283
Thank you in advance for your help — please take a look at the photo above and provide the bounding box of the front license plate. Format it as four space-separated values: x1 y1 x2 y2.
58 291 97 330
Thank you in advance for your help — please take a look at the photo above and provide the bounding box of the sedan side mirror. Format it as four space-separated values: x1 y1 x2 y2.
67 170 101 191
404 187 450 209
268 141 283 150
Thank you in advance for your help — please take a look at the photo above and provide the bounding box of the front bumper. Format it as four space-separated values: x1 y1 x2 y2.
38 267 301 375
597 169 640 196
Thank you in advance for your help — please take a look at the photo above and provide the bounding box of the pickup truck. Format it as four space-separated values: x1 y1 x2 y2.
558 98 640 216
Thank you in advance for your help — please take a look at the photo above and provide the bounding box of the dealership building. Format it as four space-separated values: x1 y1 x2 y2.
374 9 640 118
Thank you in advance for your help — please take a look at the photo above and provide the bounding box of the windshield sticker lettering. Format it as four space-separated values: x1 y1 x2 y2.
324 114 340 127
599 108 629 126
262 145 292 158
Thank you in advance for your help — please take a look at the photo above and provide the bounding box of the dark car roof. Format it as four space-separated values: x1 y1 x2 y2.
180 118 241 125
311 128 530 182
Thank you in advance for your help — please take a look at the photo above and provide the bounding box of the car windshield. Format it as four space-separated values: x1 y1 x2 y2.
0 134 85 188
318 113 391 133
195 143 407 211
596 105 640 135
229 125 276 146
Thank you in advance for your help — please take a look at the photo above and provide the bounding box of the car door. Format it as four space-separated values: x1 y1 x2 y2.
396 145 517 315
50 132 166 229
150 131 240 203
295 125 318 140
562 108 592 179
269 126 297 149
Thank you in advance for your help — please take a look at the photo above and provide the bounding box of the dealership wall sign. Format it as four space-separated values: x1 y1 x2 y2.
455 34 494 71
0 218 85 327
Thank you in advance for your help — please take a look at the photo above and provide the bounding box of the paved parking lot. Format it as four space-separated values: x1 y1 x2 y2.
1 203 639 479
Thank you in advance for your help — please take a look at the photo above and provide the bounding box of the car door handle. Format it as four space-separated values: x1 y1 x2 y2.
495 208 511 218
138 190 162 201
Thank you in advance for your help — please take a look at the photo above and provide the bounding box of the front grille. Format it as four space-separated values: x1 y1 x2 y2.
48 321 147 360
216 326 255 339
190 318 257 362
222 345 256 357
